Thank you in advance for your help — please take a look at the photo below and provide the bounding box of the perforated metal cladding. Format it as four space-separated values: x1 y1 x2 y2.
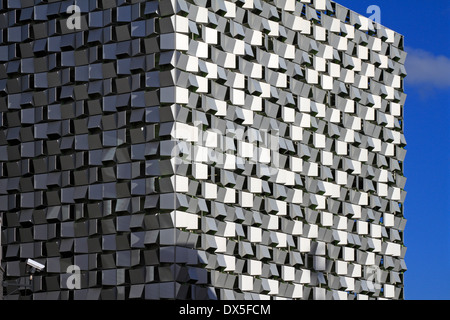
0 0 407 300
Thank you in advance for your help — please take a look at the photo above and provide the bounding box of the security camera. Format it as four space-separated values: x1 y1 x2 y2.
26 259 45 271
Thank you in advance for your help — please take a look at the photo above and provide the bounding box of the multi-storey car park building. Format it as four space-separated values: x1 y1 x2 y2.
0 0 407 300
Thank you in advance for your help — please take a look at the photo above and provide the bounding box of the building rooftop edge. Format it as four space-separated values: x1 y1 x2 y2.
329 0 405 37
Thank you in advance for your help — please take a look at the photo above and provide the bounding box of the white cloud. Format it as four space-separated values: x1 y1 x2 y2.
405 47 450 89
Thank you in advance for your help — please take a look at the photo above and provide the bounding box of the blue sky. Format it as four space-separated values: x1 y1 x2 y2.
337 0 450 300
